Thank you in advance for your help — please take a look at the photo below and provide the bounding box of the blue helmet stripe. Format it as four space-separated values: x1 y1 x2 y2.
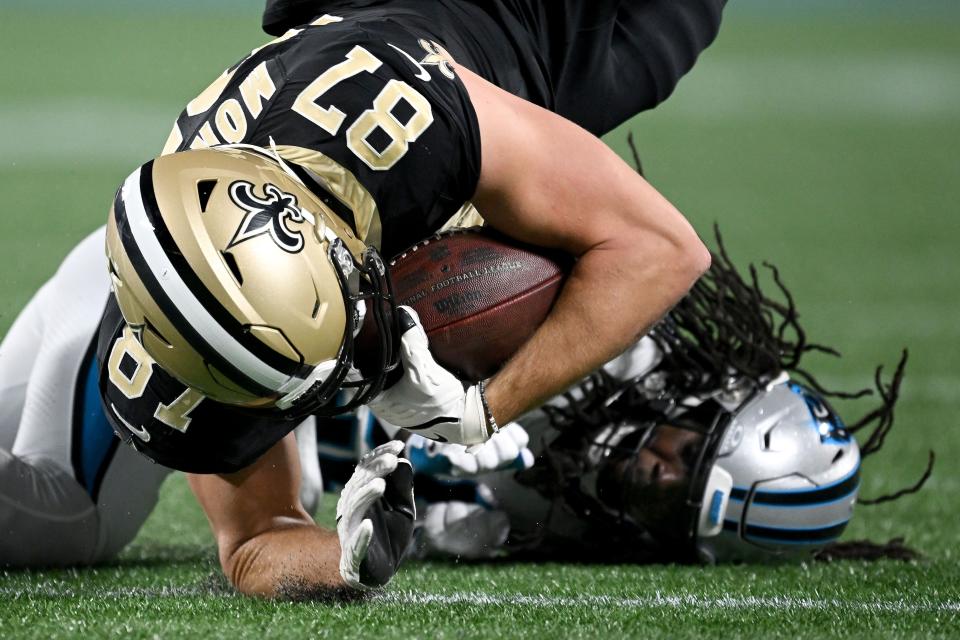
725 519 851 544
733 484 860 509
729 464 860 506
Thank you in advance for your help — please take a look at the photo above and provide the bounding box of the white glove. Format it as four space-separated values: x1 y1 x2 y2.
367 307 492 446
336 441 415 590
416 501 510 560
405 422 535 477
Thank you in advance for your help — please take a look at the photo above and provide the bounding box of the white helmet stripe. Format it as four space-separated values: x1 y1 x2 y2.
121 167 295 392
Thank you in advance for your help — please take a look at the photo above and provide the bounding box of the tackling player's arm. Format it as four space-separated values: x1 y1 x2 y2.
458 64 711 423
188 435 414 599
187 433 343 598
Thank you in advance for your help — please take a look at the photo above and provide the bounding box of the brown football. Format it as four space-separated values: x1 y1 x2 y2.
385 227 571 382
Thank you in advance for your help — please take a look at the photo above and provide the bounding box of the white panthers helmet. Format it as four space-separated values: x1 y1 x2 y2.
694 377 860 562
517 368 862 564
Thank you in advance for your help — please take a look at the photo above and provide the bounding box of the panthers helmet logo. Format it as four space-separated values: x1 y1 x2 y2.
227 181 305 253
789 382 851 444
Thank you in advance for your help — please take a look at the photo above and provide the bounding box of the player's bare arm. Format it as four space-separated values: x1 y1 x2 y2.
189 435 414 598
188 434 342 597
456 64 712 423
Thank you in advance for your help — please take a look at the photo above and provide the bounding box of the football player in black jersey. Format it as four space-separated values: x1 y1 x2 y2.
99 0 726 596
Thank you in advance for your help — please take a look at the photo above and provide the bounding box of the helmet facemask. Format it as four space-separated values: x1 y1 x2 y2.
518 372 740 563
278 239 401 416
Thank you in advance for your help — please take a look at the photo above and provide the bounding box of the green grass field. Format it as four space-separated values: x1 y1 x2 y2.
1 2 959 638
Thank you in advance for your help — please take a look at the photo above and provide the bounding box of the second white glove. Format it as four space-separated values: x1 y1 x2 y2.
336 441 415 590
405 422 534 477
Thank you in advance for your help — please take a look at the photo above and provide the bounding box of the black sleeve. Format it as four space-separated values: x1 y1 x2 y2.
97 295 300 474
262 0 320 35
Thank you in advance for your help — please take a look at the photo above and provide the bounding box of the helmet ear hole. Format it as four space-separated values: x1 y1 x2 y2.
762 430 773 450
196 179 217 212
221 251 244 285
143 319 173 349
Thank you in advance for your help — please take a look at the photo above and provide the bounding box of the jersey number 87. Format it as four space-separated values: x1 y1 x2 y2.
292 45 435 171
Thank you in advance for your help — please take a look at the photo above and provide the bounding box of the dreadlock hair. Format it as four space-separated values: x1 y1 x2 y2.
655 225 932 494
526 223 933 563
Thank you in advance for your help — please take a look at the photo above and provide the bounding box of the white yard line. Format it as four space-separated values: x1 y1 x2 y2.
1 584 958 614
379 590 960 614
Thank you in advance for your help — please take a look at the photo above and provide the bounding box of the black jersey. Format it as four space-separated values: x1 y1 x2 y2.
163 13 481 258
262 0 727 136
263 0 553 107
99 1 726 474
97 294 298 473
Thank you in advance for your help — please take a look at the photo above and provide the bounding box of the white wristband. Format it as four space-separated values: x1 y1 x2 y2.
477 380 499 435
460 385 493 445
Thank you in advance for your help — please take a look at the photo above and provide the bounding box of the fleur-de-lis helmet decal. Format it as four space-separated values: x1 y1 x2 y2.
227 180 305 253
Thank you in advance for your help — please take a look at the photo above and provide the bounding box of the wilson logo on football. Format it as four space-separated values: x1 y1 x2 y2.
227 181 305 253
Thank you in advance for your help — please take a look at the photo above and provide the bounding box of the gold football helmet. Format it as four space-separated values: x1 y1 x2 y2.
106 145 399 415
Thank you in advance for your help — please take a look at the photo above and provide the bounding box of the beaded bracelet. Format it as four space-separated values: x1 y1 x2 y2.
477 380 500 436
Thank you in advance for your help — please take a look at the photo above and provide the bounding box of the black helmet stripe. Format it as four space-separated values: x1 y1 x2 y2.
116 164 312 396
136 163 313 381
729 467 861 507
113 190 277 397
722 519 849 545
